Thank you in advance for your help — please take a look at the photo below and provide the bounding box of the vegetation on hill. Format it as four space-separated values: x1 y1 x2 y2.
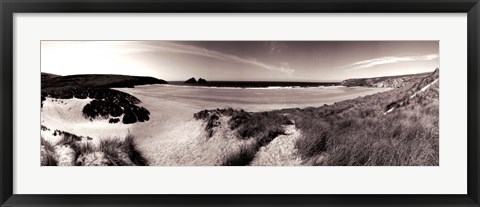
290 78 437 165
341 71 431 88
195 69 439 166
41 73 166 124
41 72 60 82
194 108 292 165
385 68 439 112
42 73 167 89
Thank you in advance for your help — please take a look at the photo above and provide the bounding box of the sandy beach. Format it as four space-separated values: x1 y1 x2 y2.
41 84 390 165
117 84 392 112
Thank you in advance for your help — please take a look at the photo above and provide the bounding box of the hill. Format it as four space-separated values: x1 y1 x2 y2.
41 72 61 82
42 73 167 124
194 68 440 166
341 71 432 88
385 68 439 113
42 73 167 90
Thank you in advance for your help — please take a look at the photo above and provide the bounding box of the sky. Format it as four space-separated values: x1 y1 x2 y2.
41 41 439 82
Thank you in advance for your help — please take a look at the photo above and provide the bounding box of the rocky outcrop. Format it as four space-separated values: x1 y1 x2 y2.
385 68 439 113
371 78 405 88
198 78 208 84
185 77 208 84
342 77 406 88
341 70 434 88
185 77 197 84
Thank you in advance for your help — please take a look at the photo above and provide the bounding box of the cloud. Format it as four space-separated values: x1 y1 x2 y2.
264 41 288 54
141 42 295 75
343 54 439 70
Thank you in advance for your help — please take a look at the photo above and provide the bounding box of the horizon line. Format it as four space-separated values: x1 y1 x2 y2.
41 68 437 82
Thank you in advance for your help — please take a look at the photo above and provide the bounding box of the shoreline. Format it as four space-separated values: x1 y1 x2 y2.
117 85 392 113
133 83 392 91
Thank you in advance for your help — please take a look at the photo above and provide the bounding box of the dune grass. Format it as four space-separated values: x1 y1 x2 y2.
196 70 439 166
292 102 438 166
195 108 291 166
99 135 148 166
221 143 258 166
40 138 58 166
287 76 439 166
40 130 148 166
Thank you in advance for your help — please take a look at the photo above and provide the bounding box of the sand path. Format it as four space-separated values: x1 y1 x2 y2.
250 124 303 166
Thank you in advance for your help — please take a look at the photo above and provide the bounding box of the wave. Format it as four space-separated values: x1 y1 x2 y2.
159 84 345 90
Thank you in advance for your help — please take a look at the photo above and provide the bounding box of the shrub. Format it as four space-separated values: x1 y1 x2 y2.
56 130 82 145
134 107 150 122
43 86 150 124
122 108 137 124
41 95 46 108
98 135 148 166
122 135 148 166
222 144 257 166
109 118 120 124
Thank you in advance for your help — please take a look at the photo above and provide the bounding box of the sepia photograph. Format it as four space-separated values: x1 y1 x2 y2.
40 41 439 166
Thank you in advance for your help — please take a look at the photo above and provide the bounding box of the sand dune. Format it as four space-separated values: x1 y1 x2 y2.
250 124 303 166
41 85 391 165
41 97 131 143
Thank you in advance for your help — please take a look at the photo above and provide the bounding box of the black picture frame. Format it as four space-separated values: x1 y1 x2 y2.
1 0 479 206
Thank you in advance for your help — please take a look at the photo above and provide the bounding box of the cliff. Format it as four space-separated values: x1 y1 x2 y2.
341 70 436 88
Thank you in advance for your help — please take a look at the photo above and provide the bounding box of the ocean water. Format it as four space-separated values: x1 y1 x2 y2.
168 81 340 88
121 84 392 112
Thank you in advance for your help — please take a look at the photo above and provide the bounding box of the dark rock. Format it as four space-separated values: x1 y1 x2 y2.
185 77 197 84
198 78 208 84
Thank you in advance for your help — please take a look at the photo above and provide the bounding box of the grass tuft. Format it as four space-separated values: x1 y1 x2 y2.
98 135 148 166
40 130 148 166
41 137 58 166
222 144 258 166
